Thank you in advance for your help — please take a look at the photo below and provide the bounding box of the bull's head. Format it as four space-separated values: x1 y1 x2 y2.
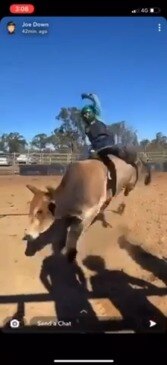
136 158 152 186
23 185 56 242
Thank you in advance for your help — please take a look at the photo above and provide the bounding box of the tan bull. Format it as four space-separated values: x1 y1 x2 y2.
25 155 151 262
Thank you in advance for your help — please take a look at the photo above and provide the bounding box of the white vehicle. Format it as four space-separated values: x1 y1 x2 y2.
16 154 37 164
0 153 11 166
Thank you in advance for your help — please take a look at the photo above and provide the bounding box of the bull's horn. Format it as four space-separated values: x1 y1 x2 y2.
46 186 56 200
26 185 41 194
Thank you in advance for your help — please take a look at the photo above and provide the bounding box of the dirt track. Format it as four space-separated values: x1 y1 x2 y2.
0 173 167 332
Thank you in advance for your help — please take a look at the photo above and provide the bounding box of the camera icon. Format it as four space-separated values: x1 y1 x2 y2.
10 319 20 328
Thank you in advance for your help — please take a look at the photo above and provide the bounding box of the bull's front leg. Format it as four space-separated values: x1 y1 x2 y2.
124 183 134 196
91 212 112 228
91 197 112 228
62 217 84 263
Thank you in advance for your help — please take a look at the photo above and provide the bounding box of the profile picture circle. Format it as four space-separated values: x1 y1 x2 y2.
7 21 16 34
10 319 20 328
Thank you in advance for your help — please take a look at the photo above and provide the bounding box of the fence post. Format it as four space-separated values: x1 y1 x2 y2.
13 152 16 174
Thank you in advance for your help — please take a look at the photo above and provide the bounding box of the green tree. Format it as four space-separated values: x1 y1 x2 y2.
0 134 8 152
31 133 49 151
139 139 150 151
55 107 86 150
108 121 138 146
2 133 27 153
148 132 167 151
155 132 167 146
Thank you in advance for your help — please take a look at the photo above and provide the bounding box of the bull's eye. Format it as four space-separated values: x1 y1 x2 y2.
37 209 43 215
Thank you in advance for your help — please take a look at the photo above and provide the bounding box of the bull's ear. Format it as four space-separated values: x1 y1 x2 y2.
46 186 56 200
26 185 41 195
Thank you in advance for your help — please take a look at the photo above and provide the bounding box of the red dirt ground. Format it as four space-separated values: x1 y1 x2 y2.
0 173 167 332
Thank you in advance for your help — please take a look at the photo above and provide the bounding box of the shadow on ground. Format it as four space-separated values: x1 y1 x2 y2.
118 235 167 285
83 255 167 332
1 222 167 333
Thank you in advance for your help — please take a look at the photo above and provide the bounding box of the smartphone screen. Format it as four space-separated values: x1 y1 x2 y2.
0 4 167 340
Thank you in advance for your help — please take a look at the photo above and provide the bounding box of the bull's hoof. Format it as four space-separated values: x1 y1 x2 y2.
117 203 126 214
124 188 130 196
102 221 112 228
67 249 77 263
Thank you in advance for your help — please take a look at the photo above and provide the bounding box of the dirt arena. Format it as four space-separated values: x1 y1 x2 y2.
0 173 167 332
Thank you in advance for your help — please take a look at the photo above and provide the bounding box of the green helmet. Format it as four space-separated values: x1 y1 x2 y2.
81 105 95 123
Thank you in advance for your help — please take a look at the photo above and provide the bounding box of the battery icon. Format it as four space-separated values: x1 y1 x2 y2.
150 7 161 13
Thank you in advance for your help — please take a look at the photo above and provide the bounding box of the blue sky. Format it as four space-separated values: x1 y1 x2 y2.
0 16 167 142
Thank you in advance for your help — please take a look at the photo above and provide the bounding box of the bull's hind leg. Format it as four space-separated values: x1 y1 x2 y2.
62 217 84 262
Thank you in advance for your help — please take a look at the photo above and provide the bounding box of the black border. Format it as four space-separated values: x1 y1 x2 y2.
0 0 166 18
1 0 167 364
2 333 167 364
